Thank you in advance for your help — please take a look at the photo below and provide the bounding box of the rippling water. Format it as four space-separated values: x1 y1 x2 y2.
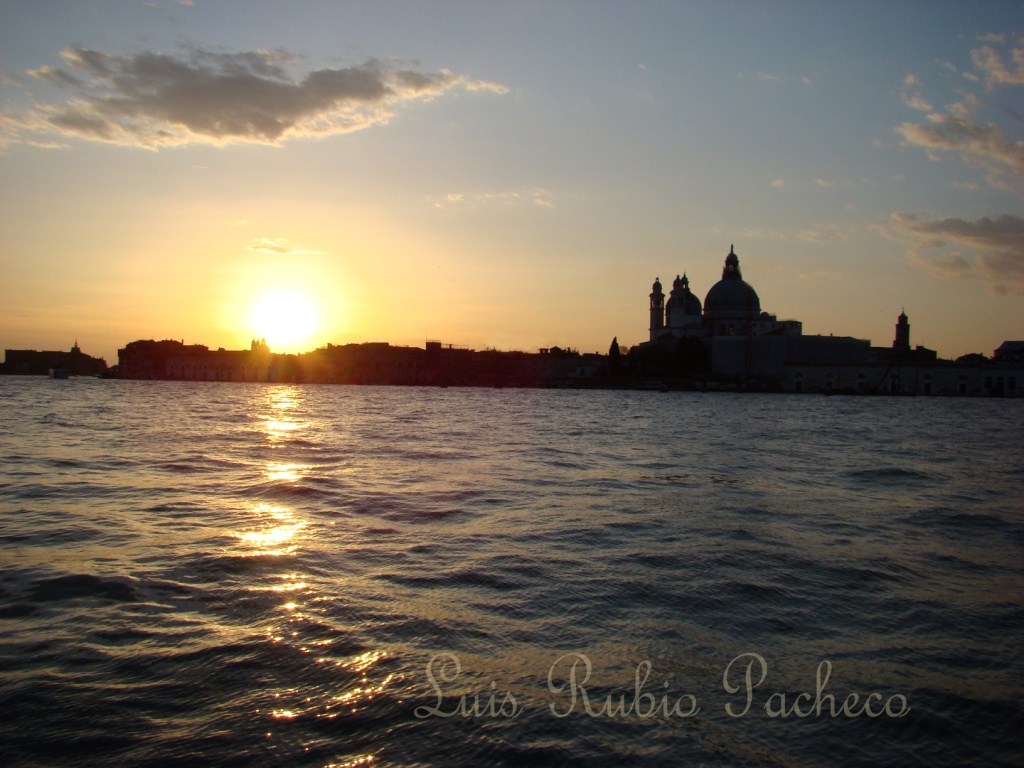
1 378 1021 767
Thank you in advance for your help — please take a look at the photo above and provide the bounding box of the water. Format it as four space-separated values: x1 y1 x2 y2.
1 377 1021 767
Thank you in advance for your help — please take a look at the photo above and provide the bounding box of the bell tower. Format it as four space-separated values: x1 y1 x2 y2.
893 310 910 354
649 277 665 342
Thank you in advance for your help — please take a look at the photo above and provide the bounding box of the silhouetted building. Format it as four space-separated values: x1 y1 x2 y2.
648 247 801 345
116 336 604 388
2 342 108 376
118 338 283 381
638 246 859 385
994 341 1024 363
634 247 1023 394
870 310 936 363
894 310 910 354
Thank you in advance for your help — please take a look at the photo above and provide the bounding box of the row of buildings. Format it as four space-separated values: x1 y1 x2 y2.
114 338 604 388
4 245 1021 395
635 246 1022 396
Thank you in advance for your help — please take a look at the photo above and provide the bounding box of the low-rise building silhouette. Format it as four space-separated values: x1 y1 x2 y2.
1 342 108 376
117 337 604 387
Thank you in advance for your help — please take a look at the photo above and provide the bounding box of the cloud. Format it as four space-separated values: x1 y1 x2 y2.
972 44 1024 87
795 224 850 244
246 237 329 255
5 46 506 149
892 212 1024 294
892 37 1024 194
895 113 1024 189
742 228 788 240
771 178 784 188
27 65 83 88
906 249 973 280
901 92 932 111
431 187 553 209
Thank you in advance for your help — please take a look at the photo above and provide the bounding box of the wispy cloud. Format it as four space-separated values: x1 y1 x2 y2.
246 237 330 255
891 212 1024 294
894 36 1024 194
4 46 506 149
901 92 932 111
796 223 850 244
895 114 1024 186
741 227 788 240
432 187 553 209
742 223 851 244
972 44 1024 87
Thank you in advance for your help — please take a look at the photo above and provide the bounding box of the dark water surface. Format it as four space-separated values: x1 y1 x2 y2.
1 378 1021 767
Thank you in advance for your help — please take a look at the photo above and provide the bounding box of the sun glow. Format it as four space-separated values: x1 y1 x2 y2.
249 289 319 352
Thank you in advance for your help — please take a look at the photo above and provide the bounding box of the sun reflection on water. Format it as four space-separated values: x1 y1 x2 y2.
244 385 393 740
264 462 310 482
235 503 306 555
256 386 310 444
324 756 375 767
323 649 395 714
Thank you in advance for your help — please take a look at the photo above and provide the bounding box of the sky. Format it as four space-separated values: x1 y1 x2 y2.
1 1 1022 364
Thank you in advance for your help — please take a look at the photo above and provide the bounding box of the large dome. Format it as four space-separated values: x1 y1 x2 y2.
704 246 760 314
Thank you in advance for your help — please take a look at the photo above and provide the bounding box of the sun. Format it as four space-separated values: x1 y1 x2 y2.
249 289 319 352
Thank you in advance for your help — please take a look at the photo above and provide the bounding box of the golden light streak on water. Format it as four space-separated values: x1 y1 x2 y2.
233 503 307 558
343 649 387 673
331 673 396 708
323 756 375 767
265 463 310 482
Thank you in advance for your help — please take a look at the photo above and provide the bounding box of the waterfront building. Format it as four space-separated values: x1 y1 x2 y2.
118 338 277 381
117 337 604 387
648 246 801 345
638 245 1022 395
1 341 108 376
640 246 851 383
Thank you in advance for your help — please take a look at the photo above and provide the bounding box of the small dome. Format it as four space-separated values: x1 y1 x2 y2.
667 271 702 317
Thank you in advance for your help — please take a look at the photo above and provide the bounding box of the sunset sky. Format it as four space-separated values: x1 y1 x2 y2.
2 1 1022 363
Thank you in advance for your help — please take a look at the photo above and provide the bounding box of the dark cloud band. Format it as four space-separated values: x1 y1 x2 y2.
7 46 505 148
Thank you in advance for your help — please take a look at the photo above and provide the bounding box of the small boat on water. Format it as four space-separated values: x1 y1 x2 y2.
49 368 70 379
